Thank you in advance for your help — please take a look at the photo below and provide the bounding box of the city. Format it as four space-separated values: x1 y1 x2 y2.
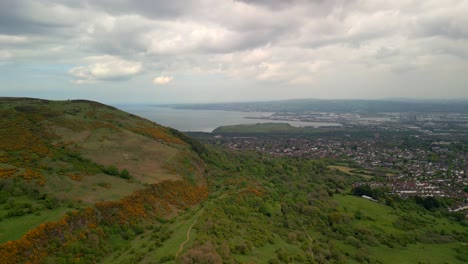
202 116 468 213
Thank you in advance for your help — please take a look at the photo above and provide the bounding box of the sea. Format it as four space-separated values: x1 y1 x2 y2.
116 105 342 132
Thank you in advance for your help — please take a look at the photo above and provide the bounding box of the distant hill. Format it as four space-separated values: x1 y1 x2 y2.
167 98 468 113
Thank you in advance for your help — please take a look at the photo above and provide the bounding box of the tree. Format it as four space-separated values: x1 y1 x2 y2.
352 185 372 197
422 196 440 210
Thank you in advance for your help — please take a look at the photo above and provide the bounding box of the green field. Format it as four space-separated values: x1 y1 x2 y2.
371 243 463 264
0 207 70 243
333 195 467 263
329 165 373 179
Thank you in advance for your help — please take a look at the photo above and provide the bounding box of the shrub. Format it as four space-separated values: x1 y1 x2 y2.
160 255 174 263
120 169 131 179
102 165 119 176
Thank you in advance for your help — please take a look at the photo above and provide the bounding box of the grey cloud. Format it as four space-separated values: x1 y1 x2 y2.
0 0 467 100
418 17 468 40
375 47 399 59
236 0 353 12
73 0 194 19
0 1 67 35
236 0 300 9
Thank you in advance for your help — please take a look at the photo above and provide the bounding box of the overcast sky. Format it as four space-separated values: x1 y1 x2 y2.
0 0 467 103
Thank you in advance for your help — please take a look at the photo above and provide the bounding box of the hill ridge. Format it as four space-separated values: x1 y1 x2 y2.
0 97 207 247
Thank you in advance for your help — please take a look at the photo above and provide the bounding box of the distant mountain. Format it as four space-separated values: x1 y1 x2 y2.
166 98 468 113
381 97 468 103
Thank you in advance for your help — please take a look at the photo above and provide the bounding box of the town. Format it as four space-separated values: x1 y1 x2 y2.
247 111 468 134
201 126 468 212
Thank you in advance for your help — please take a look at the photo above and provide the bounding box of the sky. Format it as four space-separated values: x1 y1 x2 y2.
0 0 467 104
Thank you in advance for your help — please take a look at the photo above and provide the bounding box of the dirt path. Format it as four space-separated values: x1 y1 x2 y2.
175 207 205 258
303 227 313 242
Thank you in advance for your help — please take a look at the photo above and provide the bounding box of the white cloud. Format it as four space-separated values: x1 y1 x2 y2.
0 35 28 44
0 50 12 60
153 75 173 85
1 0 468 100
69 56 142 83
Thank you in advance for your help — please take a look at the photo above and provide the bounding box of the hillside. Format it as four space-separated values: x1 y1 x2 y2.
0 98 466 264
0 98 208 262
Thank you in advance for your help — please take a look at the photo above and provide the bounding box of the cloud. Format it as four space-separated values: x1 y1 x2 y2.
153 75 173 85
0 34 28 44
1 0 468 100
0 50 12 60
77 0 194 19
69 56 142 83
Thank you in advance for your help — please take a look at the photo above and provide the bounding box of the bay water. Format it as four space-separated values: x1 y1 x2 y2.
117 105 341 132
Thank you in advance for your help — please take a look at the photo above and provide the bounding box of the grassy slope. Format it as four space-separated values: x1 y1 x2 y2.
0 205 70 242
333 195 466 264
1 98 466 263
371 243 461 264
148 150 466 264
99 191 466 264
0 98 199 243
44 171 144 204
334 195 466 234
235 237 302 264
149 207 203 262
100 205 204 264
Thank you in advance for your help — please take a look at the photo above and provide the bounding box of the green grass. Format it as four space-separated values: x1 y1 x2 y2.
334 242 361 264
335 240 464 264
235 236 302 263
371 243 464 264
46 172 144 204
329 165 373 179
151 208 202 262
335 194 466 234
0 207 70 243
334 194 399 232
333 195 467 263
101 207 204 264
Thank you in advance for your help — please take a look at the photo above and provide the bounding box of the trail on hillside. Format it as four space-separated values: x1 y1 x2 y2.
303 227 313 242
175 207 205 258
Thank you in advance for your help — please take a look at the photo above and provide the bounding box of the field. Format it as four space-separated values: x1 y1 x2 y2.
371 243 462 264
333 195 467 263
0 207 70 243
329 165 373 179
